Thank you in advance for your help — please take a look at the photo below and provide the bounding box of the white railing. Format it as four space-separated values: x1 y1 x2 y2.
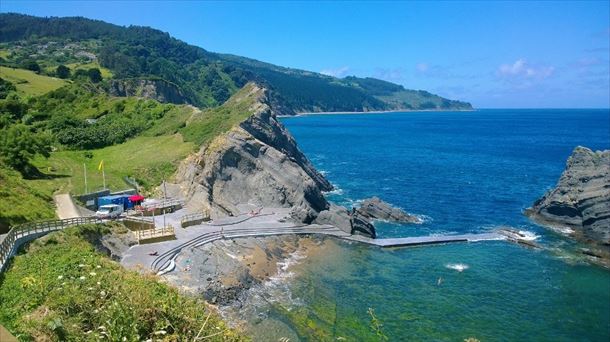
0 217 103 272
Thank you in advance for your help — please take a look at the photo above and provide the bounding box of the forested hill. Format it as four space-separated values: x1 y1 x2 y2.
0 13 472 112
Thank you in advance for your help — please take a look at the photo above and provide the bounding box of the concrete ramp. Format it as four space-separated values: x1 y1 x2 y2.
54 194 82 219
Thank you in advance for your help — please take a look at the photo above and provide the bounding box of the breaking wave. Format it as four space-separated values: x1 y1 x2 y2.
445 263 469 272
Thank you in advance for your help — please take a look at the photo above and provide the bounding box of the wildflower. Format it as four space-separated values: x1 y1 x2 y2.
57 275 63 280
89 272 97 276
154 330 167 335
79 276 86 281
97 282 101 285
78 264 86 268
96 265 102 268
100 290 106 297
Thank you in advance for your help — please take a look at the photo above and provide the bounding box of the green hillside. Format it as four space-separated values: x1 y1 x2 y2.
0 13 472 112
0 163 56 232
0 66 67 96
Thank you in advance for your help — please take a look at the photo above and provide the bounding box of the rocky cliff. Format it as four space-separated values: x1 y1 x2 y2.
173 83 376 236
106 78 187 104
526 146 610 250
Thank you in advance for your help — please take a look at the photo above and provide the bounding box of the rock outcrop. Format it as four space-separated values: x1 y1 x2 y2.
314 203 377 238
173 83 376 237
357 197 422 223
526 146 610 249
107 78 187 104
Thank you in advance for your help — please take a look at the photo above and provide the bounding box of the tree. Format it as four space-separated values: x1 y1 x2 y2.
56 64 71 79
0 93 28 119
87 68 102 83
0 124 52 173
0 77 17 99
22 60 41 73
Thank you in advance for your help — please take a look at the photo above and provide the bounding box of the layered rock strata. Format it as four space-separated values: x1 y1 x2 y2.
173 84 375 237
526 146 610 252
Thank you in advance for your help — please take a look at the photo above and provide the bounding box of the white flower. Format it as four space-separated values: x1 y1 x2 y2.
89 272 97 276
100 290 106 297
97 282 101 285
96 265 101 268
78 264 86 268
57 275 63 280
79 276 86 281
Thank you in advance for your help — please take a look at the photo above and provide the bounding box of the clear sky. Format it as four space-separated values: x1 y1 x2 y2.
2 1 609 108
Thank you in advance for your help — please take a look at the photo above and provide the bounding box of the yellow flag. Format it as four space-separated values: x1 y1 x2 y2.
98 160 104 171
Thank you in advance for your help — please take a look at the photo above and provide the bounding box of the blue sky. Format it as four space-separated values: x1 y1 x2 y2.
2 1 609 108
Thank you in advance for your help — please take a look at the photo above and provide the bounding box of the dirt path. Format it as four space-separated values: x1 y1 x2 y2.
54 194 82 219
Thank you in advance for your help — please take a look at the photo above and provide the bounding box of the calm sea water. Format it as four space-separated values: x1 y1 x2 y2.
252 109 610 341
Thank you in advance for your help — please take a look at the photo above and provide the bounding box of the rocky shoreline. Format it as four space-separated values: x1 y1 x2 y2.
170 83 420 240
526 146 610 266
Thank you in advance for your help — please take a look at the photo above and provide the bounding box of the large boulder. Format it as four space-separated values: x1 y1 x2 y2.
357 197 421 223
526 146 610 248
315 203 377 238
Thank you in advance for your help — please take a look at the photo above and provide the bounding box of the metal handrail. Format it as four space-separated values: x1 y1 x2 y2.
140 198 183 210
180 212 210 228
0 217 102 272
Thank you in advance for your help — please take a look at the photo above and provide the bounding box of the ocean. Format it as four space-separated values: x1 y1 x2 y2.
248 109 610 341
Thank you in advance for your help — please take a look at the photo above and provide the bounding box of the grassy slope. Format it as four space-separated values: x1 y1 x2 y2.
3 82 257 227
64 61 113 79
181 82 258 146
0 66 67 96
25 84 259 197
0 164 56 232
0 224 244 341
30 134 194 196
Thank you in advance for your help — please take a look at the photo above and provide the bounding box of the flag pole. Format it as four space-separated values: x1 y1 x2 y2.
83 163 88 194
99 160 106 190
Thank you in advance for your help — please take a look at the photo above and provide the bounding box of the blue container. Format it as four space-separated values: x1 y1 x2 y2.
98 195 133 210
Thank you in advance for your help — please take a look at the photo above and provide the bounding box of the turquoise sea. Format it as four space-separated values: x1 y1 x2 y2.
253 109 610 341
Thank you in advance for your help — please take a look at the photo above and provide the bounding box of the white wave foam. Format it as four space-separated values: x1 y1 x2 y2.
413 214 432 224
516 230 540 241
445 263 469 272
323 185 343 196
265 250 306 288
258 250 308 307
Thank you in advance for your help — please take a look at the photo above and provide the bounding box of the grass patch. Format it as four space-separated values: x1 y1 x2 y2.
0 163 56 233
65 61 113 79
30 134 194 196
0 224 244 341
180 83 260 146
0 66 67 96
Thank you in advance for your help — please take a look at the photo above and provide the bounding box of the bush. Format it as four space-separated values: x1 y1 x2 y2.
22 60 41 73
55 65 70 79
0 124 52 173
0 226 245 341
